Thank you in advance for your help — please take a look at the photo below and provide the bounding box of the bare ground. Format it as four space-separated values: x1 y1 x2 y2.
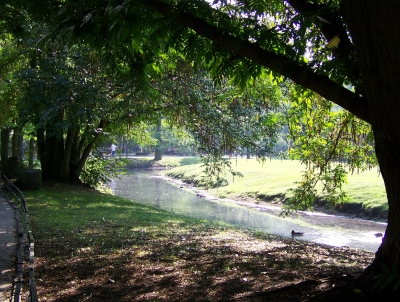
32 224 374 301
25 175 387 302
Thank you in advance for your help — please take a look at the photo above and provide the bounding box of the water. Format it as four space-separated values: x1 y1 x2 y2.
110 170 386 252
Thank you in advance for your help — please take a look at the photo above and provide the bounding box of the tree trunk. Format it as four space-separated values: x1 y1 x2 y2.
17 133 24 160
75 120 106 179
10 130 24 160
0 127 10 175
37 127 67 181
343 0 400 296
59 129 76 180
11 130 18 157
154 118 163 161
51 134 65 179
28 137 35 169
70 129 80 172
74 135 98 179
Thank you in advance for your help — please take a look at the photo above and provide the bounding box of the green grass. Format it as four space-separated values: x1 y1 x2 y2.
344 169 387 212
22 184 374 301
25 183 213 241
165 158 387 215
125 156 201 169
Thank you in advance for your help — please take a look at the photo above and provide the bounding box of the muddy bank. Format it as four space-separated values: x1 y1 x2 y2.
164 175 388 226
228 195 387 224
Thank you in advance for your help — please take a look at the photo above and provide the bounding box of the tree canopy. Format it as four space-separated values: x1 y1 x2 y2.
4 0 400 298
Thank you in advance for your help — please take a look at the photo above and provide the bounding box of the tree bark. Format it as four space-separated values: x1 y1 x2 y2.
11 129 18 157
59 128 76 180
1 127 10 175
50 134 64 180
70 129 80 171
17 133 24 160
75 120 106 178
28 137 35 169
154 118 163 161
343 0 400 295
10 130 24 160
38 128 61 180
74 135 98 178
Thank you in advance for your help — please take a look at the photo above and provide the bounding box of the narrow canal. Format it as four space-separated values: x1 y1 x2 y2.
110 170 386 252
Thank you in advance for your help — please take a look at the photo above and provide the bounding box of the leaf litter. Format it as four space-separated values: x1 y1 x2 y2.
33 221 373 301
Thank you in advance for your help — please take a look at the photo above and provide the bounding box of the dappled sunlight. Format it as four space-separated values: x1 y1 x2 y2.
112 170 386 252
208 231 288 252
34 221 373 301
26 177 379 301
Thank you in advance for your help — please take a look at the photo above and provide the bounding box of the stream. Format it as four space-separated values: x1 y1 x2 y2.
109 169 386 252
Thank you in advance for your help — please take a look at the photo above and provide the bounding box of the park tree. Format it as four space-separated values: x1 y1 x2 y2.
147 120 196 157
0 35 28 175
148 55 281 181
9 0 400 297
154 117 163 160
16 43 140 182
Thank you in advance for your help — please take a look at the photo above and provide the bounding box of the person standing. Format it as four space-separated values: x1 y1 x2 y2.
111 143 117 157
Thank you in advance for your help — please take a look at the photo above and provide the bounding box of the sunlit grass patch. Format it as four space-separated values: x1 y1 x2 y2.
126 157 201 169
165 158 387 216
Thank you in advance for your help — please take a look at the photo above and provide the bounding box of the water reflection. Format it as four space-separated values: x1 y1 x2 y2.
110 170 386 252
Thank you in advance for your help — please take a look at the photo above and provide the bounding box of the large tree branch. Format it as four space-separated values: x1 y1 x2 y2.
287 0 354 59
141 0 371 124
287 0 362 90
76 118 107 173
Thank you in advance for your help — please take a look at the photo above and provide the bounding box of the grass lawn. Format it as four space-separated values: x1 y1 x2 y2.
125 156 201 169
164 157 387 219
23 184 373 301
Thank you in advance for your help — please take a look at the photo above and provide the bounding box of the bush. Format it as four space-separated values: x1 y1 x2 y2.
80 155 129 188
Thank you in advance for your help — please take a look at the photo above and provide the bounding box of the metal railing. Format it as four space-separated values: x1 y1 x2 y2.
1 176 38 302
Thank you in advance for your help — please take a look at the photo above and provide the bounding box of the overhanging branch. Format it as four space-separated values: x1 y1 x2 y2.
140 0 371 124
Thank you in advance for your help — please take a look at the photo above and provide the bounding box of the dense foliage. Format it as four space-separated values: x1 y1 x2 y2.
11 0 373 208
4 0 400 294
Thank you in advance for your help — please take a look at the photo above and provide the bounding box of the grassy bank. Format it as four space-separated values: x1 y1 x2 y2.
164 158 387 220
125 156 200 169
25 184 373 301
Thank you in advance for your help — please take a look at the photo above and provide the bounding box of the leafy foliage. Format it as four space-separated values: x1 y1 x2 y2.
80 153 129 188
5 0 379 208
146 120 197 156
282 85 376 212
15 42 140 181
143 55 282 178
0 35 26 127
199 156 243 189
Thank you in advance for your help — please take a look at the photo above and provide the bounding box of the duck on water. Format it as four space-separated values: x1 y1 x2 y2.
291 230 304 236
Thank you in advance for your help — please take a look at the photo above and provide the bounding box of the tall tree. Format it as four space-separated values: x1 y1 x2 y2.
0 36 27 175
154 117 163 161
17 44 131 181
10 0 400 296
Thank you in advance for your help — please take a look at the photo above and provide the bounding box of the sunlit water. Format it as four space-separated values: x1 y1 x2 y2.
109 170 386 252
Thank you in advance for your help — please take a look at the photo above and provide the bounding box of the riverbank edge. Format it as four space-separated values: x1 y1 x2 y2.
124 157 388 224
24 183 376 302
158 172 388 227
